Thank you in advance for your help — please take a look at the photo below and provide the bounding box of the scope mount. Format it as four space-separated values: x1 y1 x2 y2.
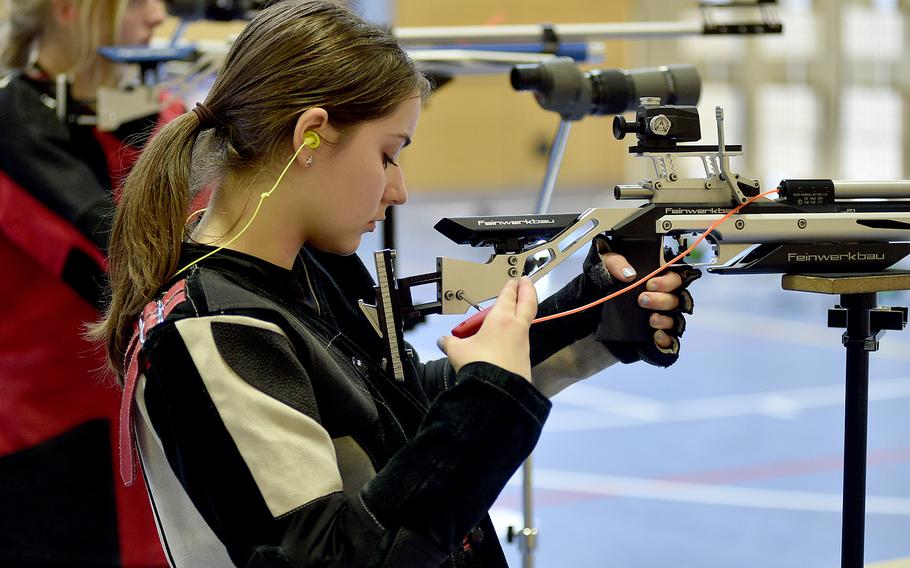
613 102 761 207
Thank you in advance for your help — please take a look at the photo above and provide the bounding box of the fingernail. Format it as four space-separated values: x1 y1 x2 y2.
639 294 650 307
654 330 667 343
436 337 445 352
622 267 636 279
647 280 658 291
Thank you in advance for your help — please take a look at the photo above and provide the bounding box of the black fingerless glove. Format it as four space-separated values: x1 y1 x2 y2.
530 234 701 369
591 235 702 367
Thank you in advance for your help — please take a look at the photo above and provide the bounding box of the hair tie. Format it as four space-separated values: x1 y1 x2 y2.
192 102 216 130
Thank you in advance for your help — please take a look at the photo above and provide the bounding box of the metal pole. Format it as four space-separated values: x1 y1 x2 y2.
395 21 703 46
520 459 537 568
903 0 910 179
536 120 573 215
382 205 396 252
839 292 875 568
513 118 575 568
831 180 910 199
817 0 843 179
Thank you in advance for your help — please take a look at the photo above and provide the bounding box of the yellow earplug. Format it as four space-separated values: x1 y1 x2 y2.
303 131 321 149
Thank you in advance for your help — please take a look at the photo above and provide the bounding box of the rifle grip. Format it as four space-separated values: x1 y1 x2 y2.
596 238 663 344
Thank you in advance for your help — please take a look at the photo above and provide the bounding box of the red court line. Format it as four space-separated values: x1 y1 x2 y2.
496 447 910 507
665 446 910 485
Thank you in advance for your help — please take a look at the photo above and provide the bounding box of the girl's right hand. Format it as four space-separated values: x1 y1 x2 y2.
436 277 538 382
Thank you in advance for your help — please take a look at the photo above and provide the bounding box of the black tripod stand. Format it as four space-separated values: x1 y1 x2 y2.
782 271 909 568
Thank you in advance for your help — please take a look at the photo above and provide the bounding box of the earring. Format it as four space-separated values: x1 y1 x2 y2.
305 155 313 167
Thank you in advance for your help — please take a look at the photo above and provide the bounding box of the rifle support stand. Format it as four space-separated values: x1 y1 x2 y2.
781 271 910 568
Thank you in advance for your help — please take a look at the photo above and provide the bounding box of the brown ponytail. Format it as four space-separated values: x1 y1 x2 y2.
88 111 206 378
91 0 430 380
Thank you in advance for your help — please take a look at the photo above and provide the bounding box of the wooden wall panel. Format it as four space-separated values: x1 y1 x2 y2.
155 18 246 42
400 74 627 194
396 0 633 193
152 0 635 194
397 0 630 27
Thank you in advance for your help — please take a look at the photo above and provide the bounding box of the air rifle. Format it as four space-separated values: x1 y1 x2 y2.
359 100 910 381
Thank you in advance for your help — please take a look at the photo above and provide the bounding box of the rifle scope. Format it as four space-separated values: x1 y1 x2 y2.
510 57 701 120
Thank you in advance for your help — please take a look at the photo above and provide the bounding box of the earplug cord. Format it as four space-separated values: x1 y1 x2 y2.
531 189 780 324
173 132 320 277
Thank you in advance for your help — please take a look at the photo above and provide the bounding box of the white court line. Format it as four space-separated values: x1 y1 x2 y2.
548 377 910 432
693 307 910 362
507 469 910 515
551 386 665 421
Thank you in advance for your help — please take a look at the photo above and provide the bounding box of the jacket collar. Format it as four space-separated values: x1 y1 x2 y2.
179 242 318 314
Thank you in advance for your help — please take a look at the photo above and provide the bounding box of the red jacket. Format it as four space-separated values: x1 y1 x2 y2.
0 72 181 567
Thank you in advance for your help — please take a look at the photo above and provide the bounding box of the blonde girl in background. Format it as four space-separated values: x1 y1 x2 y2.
0 1 171 565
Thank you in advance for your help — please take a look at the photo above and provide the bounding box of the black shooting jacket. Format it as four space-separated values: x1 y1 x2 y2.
132 243 619 568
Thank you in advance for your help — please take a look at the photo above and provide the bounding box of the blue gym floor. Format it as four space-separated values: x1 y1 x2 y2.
360 190 910 568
